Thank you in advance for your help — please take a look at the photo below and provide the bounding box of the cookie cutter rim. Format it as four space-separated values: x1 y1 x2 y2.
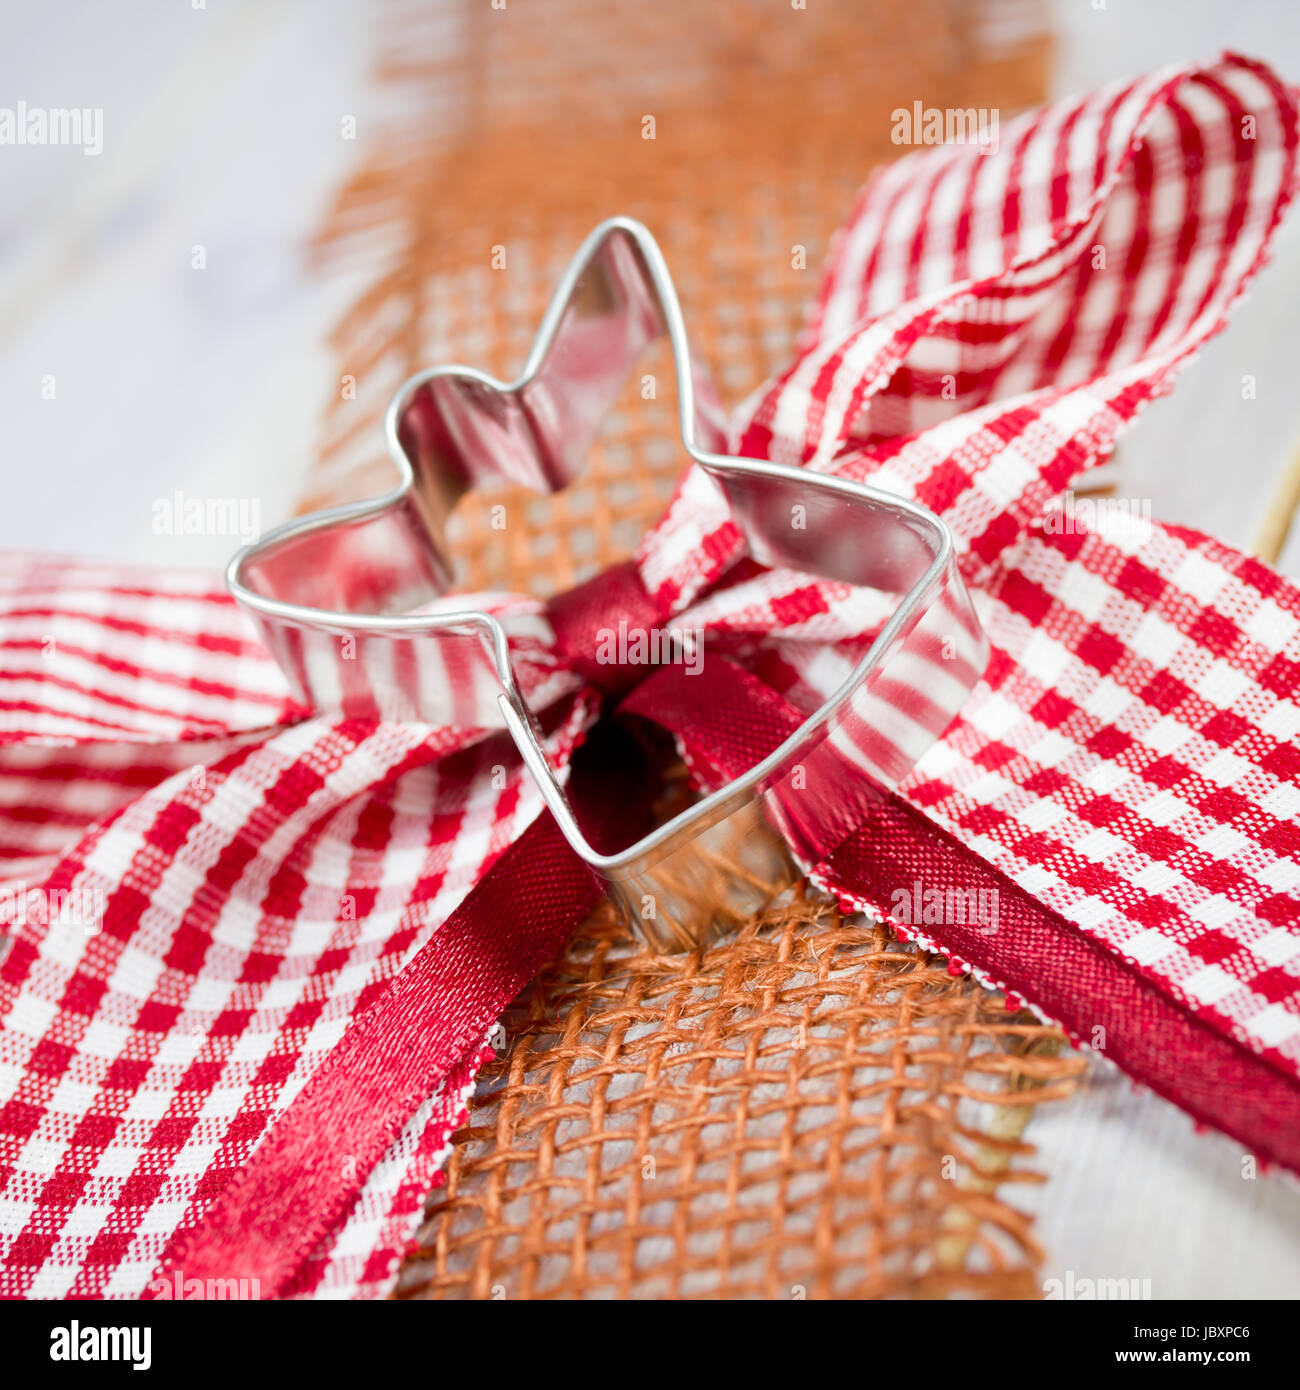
227 217 976 887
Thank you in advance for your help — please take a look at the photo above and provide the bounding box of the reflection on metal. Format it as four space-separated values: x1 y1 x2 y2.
228 219 987 933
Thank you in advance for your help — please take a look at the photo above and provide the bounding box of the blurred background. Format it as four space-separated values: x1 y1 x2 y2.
3 0 1299 1298
5 1 1300 575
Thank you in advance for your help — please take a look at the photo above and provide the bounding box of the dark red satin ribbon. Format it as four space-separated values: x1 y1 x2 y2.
154 564 1300 1298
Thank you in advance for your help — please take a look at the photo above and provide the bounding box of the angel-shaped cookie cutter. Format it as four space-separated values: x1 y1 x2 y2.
228 218 987 944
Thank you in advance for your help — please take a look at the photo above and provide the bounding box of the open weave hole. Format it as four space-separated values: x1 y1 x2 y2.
306 0 1087 1298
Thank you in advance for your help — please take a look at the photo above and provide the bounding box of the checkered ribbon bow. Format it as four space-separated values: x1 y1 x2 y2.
3 54 1298 1300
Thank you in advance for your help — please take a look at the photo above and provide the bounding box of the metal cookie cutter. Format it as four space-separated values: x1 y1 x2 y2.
228 218 987 947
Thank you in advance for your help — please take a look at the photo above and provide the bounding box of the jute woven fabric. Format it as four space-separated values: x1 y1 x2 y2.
320 0 1075 1301
398 895 1081 1301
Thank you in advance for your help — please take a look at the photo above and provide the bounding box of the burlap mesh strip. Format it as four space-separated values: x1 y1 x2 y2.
305 0 1087 1299
397 893 1084 1300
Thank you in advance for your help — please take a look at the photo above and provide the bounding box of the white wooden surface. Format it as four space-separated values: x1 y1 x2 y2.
1 0 1298 1297
0 0 375 568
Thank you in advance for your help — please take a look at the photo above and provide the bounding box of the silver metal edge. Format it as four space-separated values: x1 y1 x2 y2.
225 217 965 882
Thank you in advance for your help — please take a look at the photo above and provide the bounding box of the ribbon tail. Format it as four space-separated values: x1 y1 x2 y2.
144 714 669 1299
622 659 1300 1175
147 809 603 1299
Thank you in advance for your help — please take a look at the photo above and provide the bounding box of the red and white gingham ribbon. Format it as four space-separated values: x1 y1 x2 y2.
1 53 1297 1299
